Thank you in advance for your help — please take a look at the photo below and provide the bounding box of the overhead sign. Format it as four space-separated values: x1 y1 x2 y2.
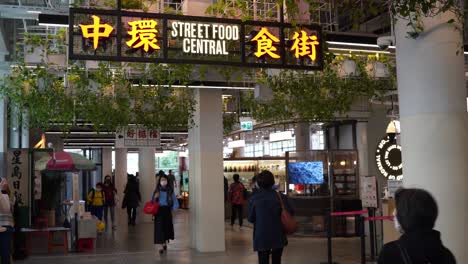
240 121 253 131
69 9 323 70
269 131 294 142
228 140 246 149
376 136 403 180
115 127 161 148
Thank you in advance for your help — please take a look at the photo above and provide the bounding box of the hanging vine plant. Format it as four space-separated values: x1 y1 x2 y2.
0 62 197 133
241 53 395 125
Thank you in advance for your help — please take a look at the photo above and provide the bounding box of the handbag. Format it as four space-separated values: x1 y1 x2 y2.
143 201 160 215
276 192 298 235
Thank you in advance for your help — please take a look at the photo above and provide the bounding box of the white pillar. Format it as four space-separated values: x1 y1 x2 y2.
356 122 369 177
138 148 155 222
102 148 112 179
9 105 20 149
188 88 225 252
114 148 128 202
21 112 29 148
396 10 468 262
0 63 8 178
295 123 310 152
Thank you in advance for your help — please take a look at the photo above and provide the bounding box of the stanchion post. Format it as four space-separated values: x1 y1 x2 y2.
369 208 376 260
360 215 366 264
328 211 333 264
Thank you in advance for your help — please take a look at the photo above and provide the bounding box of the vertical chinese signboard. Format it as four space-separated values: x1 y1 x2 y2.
69 9 323 70
6 149 29 206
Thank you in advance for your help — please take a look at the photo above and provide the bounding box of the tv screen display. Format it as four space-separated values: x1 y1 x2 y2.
288 161 324 184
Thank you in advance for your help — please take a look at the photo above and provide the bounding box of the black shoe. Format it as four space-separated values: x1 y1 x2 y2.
159 249 164 255
163 245 167 251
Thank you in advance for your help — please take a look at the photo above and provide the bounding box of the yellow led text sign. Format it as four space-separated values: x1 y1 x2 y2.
171 22 239 55
127 19 161 52
70 9 324 70
79 15 113 50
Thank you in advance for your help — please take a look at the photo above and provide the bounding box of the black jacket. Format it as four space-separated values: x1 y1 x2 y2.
124 179 141 208
378 230 456 264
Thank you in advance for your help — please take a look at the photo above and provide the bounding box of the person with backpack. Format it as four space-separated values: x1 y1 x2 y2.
228 174 246 228
87 182 105 221
152 173 179 255
378 188 456 264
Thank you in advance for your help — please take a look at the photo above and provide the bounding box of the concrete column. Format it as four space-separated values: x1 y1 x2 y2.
9 105 20 149
396 9 468 262
138 148 155 222
114 148 128 202
356 122 369 177
295 123 310 152
0 64 8 179
102 148 112 179
21 112 29 148
188 88 225 252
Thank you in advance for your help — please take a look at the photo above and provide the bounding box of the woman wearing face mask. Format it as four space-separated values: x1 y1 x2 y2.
102 175 117 230
153 174 179 255
378 188 456 264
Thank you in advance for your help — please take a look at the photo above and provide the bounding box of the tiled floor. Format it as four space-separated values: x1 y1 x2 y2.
19 210 365 264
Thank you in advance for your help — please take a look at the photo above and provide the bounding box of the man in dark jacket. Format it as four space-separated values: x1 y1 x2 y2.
123 175 141 226
378 188 456 264
248 170 294 264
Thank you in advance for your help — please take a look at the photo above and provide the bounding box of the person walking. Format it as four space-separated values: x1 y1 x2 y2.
0 178 14 264
229 174 246 227
378 188 456 264
224 176 228 203
87 183 105 221
123 175 141 226
168 170 177 189
248 170 294 264
102 175 117 230
152 173 179 255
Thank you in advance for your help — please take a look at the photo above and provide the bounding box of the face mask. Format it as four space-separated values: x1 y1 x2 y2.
393 210 403 234
160 181 168 187
96 188 102 192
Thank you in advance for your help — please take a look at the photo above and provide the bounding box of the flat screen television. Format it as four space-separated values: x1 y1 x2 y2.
288 161 324 184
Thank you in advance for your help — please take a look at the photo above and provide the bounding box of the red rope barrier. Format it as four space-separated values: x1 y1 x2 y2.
364 216 394 222
330 210 368 217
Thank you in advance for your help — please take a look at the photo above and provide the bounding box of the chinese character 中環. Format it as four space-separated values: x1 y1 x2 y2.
138 130 147 139
251 28 280 59
291 30 319 61
126 20 161 52
80 15 114 50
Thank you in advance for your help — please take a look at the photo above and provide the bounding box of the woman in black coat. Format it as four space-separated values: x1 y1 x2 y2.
248 170 294 264
152 174 179 255
378 188 456 264
123 175 141 226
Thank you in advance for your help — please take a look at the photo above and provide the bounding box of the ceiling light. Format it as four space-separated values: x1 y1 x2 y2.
38 14 68 27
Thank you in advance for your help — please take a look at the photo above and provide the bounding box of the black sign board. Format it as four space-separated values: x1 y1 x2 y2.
69 8 324 70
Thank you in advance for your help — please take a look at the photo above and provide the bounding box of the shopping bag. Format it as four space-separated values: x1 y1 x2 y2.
143 201 160 215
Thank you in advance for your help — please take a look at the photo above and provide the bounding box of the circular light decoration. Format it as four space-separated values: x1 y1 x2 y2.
376 136 403 180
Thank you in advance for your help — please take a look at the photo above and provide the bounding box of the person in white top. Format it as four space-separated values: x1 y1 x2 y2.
0 178 14 264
